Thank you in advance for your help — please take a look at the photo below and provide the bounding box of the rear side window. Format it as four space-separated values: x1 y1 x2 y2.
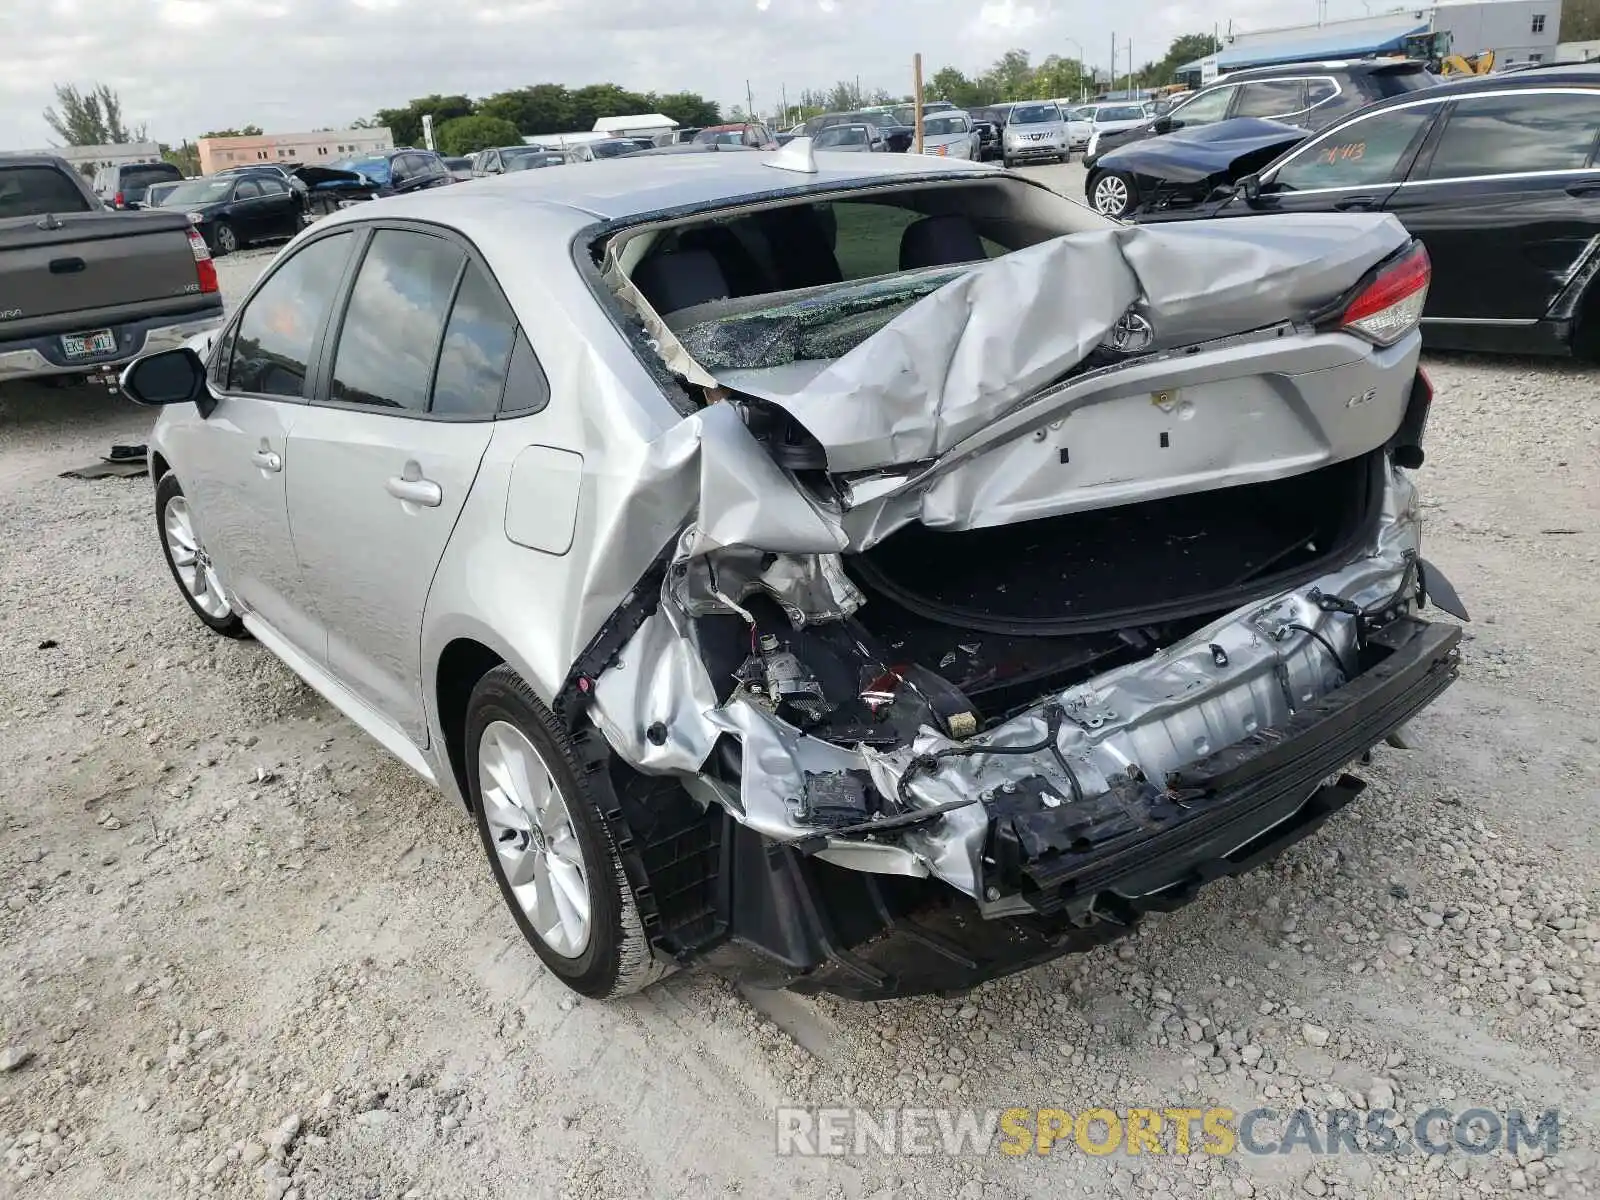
1235 80 1307 118
1376 68 1438 96
0 166 92 217
1423 92 1600 179
228 232 357 397
430 264 518 418
125 164 180 188
1307 79 1339 105
330 230 464 412
1272 107 1435 191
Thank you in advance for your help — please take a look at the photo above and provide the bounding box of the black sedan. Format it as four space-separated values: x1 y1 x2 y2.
1120 65 1600 358
150 174 303 256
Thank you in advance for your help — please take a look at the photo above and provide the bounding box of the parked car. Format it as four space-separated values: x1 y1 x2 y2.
1002 101 1069 166
474 145 558 175
589 139 644 160
1088 118 1307 219
620 143 760 157
1122 64 1600 358
0 154 221 385
502 151 568 171
215 163 310 195
693 123 779 149
143 180 184 209
92 160 183 210
121 151 1461 1001
1064 104 1101 151
442 156 476 181
812 123 887 152
804 110 915 152
1085 102 1153 150
330 149 454 201
969 118 1002 160
152 173 304 256
1084 59 1438 216
918 111 980 159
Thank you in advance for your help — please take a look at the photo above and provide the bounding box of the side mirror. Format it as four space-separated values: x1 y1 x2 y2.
120 347 215 417
1238 173 1264 204
1152 116 1174 134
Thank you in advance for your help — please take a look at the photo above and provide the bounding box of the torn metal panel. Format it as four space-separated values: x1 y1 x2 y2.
705 700 872 841
670 548 864 626
718 214 1410 473
589 605 722 775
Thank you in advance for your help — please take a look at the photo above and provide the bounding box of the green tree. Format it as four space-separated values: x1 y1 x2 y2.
1033 55 1090 101
199 125 264 139
926 67 999 108
981 49 1035 101
43 82 146 145
1569 0 1600 38
479 84 574 135
1146 32 1223 84
374 94 475 147
653 91 720 128
566 83 653 130
161 141 200 176
436 114 521 156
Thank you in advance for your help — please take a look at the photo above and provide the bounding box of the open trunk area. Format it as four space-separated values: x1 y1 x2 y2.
845 452 1386 718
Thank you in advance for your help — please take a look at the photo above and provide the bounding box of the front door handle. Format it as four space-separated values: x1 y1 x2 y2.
251 448 281 472
1333 196 1378 211
385 473 442 507
1566 182 1600 197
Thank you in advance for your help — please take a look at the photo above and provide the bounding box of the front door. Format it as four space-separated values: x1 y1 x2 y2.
285 228 516 743
1244 101 1441 219
174 229 361 654
1381 88 1600 324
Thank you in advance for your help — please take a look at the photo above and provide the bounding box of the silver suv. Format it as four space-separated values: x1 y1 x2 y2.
120 154 1462 1001
1002 101 1069 166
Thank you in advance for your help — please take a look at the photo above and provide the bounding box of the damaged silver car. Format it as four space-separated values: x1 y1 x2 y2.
122 145 1466 1001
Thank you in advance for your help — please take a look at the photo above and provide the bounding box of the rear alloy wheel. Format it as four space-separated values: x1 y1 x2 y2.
212 221 238 256
1091 170 1137 218
155 473 247 638
466 665 666 999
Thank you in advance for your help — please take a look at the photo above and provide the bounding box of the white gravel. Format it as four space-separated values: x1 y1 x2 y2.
1 203 1597 1200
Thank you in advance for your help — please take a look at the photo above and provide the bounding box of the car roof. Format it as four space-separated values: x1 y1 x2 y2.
1318 61 1600 118
1218 57 1430 81
322 151 1000 224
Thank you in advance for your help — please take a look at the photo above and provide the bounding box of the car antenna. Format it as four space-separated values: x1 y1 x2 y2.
764 136 818 175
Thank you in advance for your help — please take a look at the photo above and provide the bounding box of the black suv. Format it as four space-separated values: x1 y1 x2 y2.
1084 59 1436 216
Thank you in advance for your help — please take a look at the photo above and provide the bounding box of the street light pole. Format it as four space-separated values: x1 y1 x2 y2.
1062 36 1086 102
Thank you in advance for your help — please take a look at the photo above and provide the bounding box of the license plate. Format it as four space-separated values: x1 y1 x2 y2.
61 329 116 359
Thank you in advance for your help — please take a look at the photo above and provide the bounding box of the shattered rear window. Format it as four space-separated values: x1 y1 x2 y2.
669 268 968 371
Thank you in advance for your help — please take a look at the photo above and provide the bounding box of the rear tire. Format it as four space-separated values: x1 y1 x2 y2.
212 221 237 256
155 473 247 639
466 665 666 1000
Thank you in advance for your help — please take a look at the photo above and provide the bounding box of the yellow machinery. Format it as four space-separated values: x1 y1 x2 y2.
1440 50 1497 75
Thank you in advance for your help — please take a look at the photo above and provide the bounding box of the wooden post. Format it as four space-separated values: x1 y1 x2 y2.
913 53 925 154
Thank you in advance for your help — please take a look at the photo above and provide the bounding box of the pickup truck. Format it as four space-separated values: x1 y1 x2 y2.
0 155 223 386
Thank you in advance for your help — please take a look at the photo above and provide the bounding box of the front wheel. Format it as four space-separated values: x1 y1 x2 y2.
156 473 247 638
1090 170 1138 218
212 220 238 256
466 666 666 1000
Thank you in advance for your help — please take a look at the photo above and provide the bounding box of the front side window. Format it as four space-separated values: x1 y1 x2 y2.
1234 79 1308 119
431 264 518 418
233 178 261 199
227 232 357 397
329 230 463 413
1169 86 1234 126
1423 92 1600 179
1271 107 1436 191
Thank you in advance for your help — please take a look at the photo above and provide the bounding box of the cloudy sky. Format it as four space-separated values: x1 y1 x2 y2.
3 0 1385 148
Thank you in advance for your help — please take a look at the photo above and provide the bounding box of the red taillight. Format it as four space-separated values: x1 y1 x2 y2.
1339 243 1430 346
187 227 219 295
113 191 125 208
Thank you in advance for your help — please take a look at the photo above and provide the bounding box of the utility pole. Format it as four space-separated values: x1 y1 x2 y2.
913 53 925 154
782 83 789 128
1110 30 1117 97
745 79 754 122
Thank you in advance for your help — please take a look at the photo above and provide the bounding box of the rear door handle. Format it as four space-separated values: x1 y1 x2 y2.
251 449 281 472
1333 196 1379 211
385 474 442 507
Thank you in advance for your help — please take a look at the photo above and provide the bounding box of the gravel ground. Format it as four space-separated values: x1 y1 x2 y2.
2 198 1598 1200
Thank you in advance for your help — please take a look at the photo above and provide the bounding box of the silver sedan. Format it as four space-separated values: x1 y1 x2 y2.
123 151 1464 1001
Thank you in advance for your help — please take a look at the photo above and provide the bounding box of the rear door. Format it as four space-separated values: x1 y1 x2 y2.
253 176 299 238
1380 87 1600 324
284 226 510 743
171 229 360 654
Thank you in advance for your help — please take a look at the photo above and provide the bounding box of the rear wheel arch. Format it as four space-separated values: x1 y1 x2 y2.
435 637 506 810
150 451 171 482
1573 279 1600 360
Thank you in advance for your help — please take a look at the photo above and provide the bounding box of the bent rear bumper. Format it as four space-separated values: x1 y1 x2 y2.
0 305 222 385
758 614 1460 999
